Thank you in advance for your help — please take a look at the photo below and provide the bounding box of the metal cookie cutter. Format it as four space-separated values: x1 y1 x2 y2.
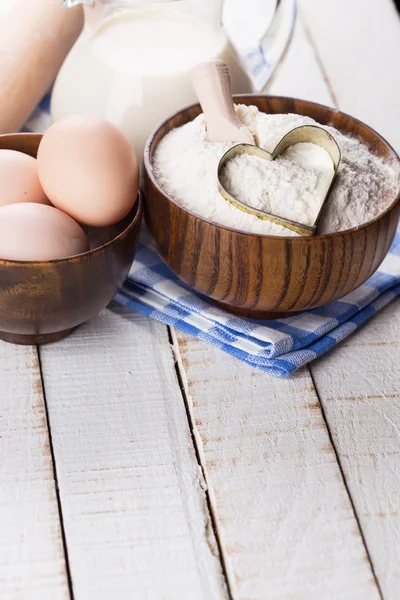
217 124 341 237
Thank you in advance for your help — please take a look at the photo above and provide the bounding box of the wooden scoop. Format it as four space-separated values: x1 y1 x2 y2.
191 60 341 237
192 60 255 144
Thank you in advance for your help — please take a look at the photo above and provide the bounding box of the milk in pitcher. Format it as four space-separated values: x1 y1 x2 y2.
51 6 251 163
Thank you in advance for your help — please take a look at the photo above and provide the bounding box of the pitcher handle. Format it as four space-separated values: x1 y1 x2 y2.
224 0 297 92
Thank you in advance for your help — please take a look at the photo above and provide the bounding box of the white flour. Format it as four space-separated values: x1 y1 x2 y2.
153 104 398 236
220 142 334 227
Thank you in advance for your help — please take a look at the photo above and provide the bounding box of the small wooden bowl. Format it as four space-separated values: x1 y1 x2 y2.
143 96 400 319
0 133 142 344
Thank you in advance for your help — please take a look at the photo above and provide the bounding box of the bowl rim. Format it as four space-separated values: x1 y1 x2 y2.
0 191 142 267
144 94 400 241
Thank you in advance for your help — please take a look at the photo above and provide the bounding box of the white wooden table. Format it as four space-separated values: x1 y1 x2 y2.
1 1 400 599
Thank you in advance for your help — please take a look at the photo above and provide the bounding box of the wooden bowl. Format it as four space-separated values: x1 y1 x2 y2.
0 133 142 344
143 96 400 319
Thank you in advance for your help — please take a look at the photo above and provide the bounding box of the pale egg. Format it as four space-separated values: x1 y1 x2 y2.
37 115 139 227
0 203 89 261
0 149 49 207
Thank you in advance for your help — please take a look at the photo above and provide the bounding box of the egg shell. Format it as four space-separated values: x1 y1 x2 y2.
37 115 139 227
0 203 89 261
0 149 49 207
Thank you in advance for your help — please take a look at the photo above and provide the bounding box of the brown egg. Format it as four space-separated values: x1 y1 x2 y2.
37 115 139 227
0 203 89 261
0 149 49 207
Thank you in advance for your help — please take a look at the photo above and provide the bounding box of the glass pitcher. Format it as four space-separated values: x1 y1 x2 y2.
51 0 294 163
51 0 251 162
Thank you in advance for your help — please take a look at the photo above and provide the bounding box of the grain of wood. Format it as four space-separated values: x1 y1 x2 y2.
311 301 400 599
298 1 400 596
173 329 379 600
39 306 228 600
0 343 68 600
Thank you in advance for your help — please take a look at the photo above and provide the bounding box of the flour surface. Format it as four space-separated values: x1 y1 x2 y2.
220 142 334 227
153 105 398 236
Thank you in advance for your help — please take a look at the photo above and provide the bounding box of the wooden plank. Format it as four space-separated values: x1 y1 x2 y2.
173 330 380 600
299 0 400 151
0 343 69 600
39 306 228 600
299 1 400 596
311 301 400 599
168 12 384 600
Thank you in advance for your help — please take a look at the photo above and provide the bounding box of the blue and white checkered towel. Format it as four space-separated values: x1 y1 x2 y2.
28 98 400 377
116 228 400 377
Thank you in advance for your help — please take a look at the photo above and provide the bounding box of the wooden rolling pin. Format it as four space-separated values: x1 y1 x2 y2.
0 0 83 133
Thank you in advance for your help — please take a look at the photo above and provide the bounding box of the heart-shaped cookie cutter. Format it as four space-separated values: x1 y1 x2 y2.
217 125 341 236
192 60 341 237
